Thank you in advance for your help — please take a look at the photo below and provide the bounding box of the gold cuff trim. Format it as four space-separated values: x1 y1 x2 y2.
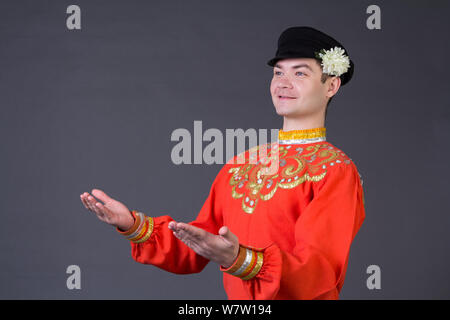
241 252 263 280
133 217 154 243
119 210 154 244
222 245 264 281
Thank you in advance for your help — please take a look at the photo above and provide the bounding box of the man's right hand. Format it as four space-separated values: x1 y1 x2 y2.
80 189 134 231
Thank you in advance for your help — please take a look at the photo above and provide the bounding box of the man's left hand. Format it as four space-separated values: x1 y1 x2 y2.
168 222 239 269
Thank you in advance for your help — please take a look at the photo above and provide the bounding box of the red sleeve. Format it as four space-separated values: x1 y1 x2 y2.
118 169 225 275
222 163 366 299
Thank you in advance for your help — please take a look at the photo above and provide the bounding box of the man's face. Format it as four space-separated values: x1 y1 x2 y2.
270 57 331 119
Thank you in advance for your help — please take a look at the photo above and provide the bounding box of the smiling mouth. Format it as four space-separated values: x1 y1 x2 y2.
278 96 296 99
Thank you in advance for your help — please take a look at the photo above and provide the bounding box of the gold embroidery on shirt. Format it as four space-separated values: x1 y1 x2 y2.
228 143 351 214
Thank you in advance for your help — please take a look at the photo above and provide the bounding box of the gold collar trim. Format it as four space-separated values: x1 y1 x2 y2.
278 127 326 145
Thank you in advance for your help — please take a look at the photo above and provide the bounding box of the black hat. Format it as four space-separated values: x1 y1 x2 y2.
267 26 354 86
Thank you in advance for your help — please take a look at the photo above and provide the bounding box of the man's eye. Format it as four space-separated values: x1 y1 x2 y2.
274 71 305 76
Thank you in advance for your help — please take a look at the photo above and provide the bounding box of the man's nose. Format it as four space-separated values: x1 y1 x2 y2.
277 77 293 88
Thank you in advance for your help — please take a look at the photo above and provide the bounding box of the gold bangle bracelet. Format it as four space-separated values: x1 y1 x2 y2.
241 252 264 280
133 217 154 243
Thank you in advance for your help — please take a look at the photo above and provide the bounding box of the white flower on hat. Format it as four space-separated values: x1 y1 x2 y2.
315 46 350 77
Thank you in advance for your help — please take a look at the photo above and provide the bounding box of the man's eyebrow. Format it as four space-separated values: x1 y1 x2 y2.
274 63 314 72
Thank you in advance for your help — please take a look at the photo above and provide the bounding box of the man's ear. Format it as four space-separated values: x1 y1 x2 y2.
327 76 341 99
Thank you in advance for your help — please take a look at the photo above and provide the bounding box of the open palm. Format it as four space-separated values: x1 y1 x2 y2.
80 189 134 230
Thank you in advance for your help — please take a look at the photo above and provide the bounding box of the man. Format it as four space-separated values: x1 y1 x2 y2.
80 26 365 300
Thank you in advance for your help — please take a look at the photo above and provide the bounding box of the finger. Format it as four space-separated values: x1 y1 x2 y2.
218 226 229 237
218 226 238 247
82 193 96 212
91 189 111 204
174 224 216 255
173 229 206 255
83 193 95 210
173 227 203 247
176 223 206 240
94 201 114 222
168 221 179 232
80 193 90 210
86 194 104 217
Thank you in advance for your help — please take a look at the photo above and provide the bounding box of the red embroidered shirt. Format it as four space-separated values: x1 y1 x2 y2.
118 127 366 300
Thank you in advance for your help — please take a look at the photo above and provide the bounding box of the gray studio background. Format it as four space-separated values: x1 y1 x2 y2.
0 0 449 299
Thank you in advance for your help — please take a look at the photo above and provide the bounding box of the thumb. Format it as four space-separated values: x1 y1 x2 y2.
91 189 111 203
219 226 238 245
